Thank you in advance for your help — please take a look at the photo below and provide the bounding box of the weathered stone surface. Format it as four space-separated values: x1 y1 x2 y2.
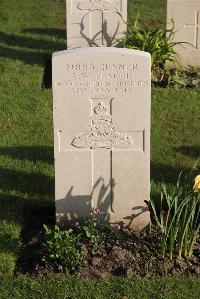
52 48 151 231
66 0 127 48
167 0 200 67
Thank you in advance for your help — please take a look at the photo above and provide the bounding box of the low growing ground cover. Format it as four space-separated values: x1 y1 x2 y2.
15 218 200 278
0 0 200 297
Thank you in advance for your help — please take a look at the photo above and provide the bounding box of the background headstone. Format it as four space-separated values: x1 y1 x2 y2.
66 0 127 48
53 48 151 231
167 0 200 67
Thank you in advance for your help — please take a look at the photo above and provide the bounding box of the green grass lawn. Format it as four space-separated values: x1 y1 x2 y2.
128 0 166 28
0 0 200 297
0 276 200 299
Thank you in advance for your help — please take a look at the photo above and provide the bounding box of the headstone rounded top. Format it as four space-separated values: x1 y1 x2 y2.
53 47 151 59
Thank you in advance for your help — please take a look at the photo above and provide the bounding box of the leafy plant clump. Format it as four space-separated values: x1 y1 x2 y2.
150 165 200 260
78 208 118 247
122 18 182 83
168 67 200 89
42 225 85 273
42 209 121 273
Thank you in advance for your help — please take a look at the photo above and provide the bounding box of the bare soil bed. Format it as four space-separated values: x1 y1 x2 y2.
15 206 200 278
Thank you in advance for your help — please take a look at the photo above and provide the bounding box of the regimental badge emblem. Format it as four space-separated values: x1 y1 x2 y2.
71 103 132 149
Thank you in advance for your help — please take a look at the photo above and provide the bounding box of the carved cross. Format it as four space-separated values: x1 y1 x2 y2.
77 0 120 45
68 98 144 213
184 10 200 49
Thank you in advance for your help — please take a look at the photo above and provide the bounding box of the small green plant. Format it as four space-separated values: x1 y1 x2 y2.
42 209 121 273
80 217 108 246
168 67 200 88
121 17 182 82
78 208 118 247
150 167 200 260
42 225 85 273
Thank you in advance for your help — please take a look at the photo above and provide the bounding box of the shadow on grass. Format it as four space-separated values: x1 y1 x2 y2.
0 45 49 65
176 145 200 160
151 146 200 187
0 195 23 257
42 57 52 89
0 31 65 52
0 146 55 261
22 28 66 38
0 194 24 224
0 168 54 197
0 28 66 67
0 146 54 200
0 193 54 261
150 156 199 207
151 161 192 185
1 145 195 270
0 28 66 88
0 231 20 255
0 146 53 164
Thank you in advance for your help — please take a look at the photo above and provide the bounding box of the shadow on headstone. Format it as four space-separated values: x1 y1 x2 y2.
124 205 149 227
56 177 116 223
78 13 120 47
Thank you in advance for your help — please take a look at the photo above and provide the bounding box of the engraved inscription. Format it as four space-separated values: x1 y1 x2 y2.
55 63 149 94
72 102 132 149
78 0 115 11
184 11 200 49
65 63 137 71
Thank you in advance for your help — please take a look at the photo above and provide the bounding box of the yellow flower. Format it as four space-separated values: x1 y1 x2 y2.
193 175 200 192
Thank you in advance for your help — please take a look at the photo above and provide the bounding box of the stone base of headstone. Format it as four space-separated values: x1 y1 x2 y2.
52 47 151 232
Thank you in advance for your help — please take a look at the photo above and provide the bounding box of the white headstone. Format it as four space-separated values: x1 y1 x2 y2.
167 0 200 67
52 48 151 231
67 0 127 48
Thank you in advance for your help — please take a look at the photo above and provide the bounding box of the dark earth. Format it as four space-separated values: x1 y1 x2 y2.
153 67 200 89
15 205 200 278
